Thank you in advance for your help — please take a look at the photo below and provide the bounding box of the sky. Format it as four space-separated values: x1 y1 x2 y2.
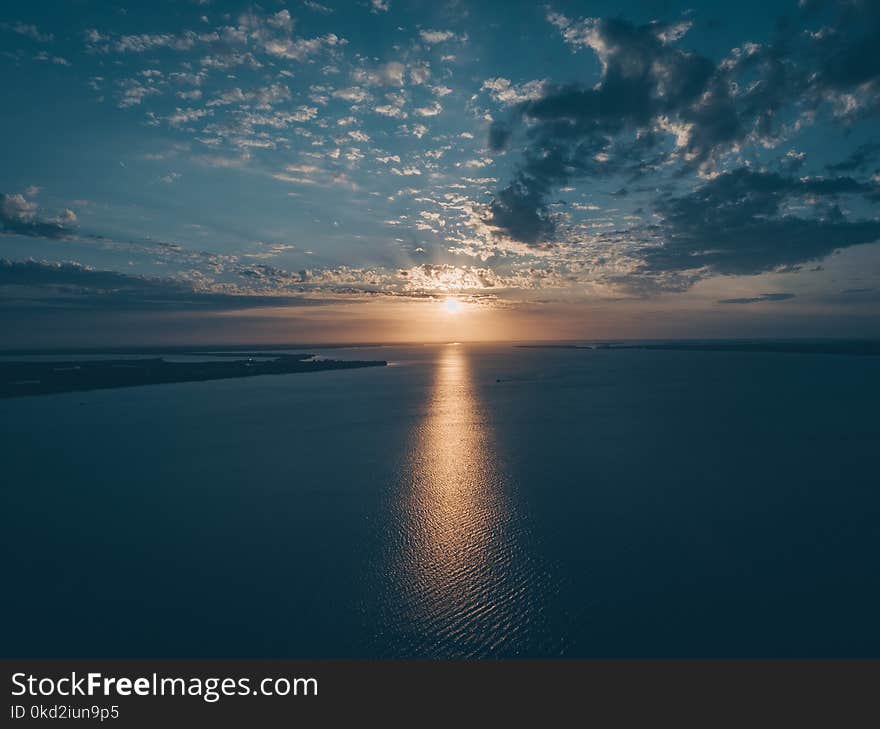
1 0 880 346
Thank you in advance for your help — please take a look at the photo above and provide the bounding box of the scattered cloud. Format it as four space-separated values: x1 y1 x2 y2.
3 1 880 318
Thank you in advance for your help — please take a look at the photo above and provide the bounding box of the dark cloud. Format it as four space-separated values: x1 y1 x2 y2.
646 168 880 275
826 142 880 173
487 1 880 261
717 293 796 305
487 121 511 152
485 16 718 243
808 0 880 94
485 174 555 245
0 259 323 311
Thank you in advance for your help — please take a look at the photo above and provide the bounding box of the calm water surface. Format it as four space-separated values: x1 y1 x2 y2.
2 344 879 657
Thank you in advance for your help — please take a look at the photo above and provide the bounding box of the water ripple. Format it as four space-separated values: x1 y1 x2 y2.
373 345 558 657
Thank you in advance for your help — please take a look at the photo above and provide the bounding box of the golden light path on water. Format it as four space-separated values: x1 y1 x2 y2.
379 345 552 657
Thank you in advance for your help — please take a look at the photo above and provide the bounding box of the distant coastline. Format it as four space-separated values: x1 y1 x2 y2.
517 340 880 356
0 354 386 399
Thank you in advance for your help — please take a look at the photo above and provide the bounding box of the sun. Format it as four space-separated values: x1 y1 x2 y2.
443 297 462 314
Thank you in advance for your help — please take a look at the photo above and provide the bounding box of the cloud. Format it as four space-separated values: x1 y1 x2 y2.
717 293 796 304
409 61 430 85
113 31 207 53
374 95 407 118
352 61 407 87
85 9 346 68
192 152 252 168
11 0 880 310
488 121 511 151
1 193 77 239
166 107 211 127
481 77 546 106
206 84 292 110
117 79 162 108
263 33 344 61
483 16 721 243
485 3 880 262
266 9 293 32
413 101 442 117
826 142 880 173
1 21 53 43
398 264 500 291
33 51 70 66
806 1 880 107
304 1 334 14
199 51 262 70
646 168 880 275
401 123 428 138
332 86 369 102
419 29 456 44
484 175 555 245
0 259 324 311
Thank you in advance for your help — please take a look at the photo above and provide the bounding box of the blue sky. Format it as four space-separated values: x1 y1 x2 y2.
2 0 879 344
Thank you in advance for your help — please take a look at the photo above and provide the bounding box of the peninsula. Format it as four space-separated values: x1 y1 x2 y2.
0 353 386 398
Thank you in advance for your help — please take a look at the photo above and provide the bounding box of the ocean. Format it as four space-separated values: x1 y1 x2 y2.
2 343 879 657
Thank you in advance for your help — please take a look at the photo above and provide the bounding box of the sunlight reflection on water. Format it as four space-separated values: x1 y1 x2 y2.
379 345 550 657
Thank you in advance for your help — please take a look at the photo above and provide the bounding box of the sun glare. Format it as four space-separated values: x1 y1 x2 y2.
443 297 462 314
